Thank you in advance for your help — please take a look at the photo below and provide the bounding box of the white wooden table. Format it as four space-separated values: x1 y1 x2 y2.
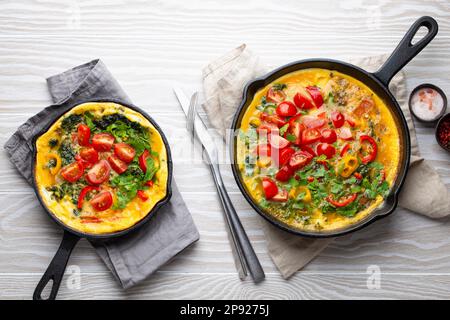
0 0 449 299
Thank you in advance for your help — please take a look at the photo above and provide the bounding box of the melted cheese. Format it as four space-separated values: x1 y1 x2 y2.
237 69 400 232
35 102 169 234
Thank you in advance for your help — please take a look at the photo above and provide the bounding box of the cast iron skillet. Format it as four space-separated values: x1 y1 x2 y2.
31 98 173 300
231 16 438 238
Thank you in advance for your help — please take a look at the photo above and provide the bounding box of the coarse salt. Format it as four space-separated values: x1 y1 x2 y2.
411 87 444 121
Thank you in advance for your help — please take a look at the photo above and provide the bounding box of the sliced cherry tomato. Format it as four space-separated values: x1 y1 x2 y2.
331 111 345 128
271 190 288 202
275 165 293 182
354 172 363 180
316 143 336 159
91 133 115 152
255 144 271 157
300 145 316 157
294 91 315 109
320 128 337 144
359 135 378 164
326 193 357 207
269 134 290 150
276 101 297 117
77 186 100 209
75 154 94 169
302 116 326 129
288 151 313 170
137 190 149 201
77 124 91 147
114 143 136 163
338 127 353 140
286 122 303 145
86 160 111 185
277 147 295 167
340 143 350 157
79 147 99 164
138 150 153 173
301 128 321 145
60 162 84 183
90 191 113 211
108 155 128 174
257 122 279 136
262 177 278 200
266 87 286 103
306 86 323 108
260 112 287 128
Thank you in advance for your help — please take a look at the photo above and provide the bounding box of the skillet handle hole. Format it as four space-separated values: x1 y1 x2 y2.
39 278 55 300
410 25 431 46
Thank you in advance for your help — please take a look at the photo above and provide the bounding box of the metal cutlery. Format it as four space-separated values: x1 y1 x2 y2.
174 87 265 283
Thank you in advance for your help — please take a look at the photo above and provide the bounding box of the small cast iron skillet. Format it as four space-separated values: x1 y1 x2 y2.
230 16 438 238
31 98 173 300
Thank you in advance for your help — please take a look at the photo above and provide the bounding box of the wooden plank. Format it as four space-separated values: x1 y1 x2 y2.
1 192 450 274
1 273 450 300
0 0 449 38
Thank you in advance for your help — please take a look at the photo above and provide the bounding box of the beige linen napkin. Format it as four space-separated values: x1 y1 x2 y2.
202 44 450 278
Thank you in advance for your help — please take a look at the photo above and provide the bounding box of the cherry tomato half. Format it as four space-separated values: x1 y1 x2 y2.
301 128 321 145
139 150 152 173
320 128 337 144
79 147 99 164
331 111 345 128
338 127 353 140
90 191 113 211
286 120 304 146
86 160 111 185
276 101 297 117
302 116 326 129
306 86 323 108
108 155 128 174
77 186 99 209
257 122 279 136
277 147 295 167
275 165 293 182
262 177 278 200
91 133 115 152
288 151 313 170
293 91 315 109
60 161 84 183
271 190 288 202
269 134 290 150
316 143 336 159
266 87 286 103
114 143 136 163
260 112 287 128
255 144 271 157
77 124 91 147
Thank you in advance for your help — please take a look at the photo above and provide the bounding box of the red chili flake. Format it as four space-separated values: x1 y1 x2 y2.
437 117 450 149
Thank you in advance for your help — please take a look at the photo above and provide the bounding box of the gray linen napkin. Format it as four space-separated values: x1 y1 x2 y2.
4 59 200 289
202 45 450 279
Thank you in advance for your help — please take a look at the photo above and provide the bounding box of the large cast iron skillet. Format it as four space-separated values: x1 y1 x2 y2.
31 98 173 300
231 16 438 238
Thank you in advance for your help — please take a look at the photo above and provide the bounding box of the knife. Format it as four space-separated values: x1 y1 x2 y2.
174 87 265 283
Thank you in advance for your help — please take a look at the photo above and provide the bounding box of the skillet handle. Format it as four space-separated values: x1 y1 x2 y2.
33 231 80 300
373 16 438 86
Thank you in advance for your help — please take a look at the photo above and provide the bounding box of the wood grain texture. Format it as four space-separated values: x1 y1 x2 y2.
0 0 449 299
